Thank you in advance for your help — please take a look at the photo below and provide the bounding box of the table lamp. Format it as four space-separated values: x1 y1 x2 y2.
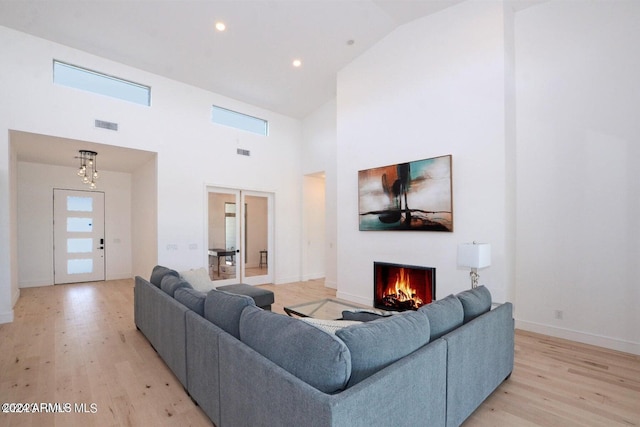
457 242 491 289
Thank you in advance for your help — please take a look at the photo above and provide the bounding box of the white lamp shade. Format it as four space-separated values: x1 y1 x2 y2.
457 243 491 269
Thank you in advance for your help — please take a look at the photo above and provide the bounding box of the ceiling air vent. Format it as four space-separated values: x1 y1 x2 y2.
237 148 250 156
95 119 118 131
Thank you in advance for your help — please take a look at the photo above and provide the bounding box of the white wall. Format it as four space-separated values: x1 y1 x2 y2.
302 98 338 287
17 162 133 286
514 0 640 353
336 0 511 305
0 25 303 321
131 156 157 278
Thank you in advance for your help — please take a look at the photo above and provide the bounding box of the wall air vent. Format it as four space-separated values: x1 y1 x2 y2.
237 148 251 156
95 119 118 131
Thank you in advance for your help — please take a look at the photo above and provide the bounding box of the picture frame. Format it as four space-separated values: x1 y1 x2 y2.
358 154 453 231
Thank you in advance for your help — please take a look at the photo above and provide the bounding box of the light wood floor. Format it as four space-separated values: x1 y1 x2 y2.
1 279 638 426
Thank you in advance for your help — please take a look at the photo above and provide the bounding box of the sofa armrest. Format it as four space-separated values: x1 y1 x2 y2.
218 334 447 427
443 302 514 427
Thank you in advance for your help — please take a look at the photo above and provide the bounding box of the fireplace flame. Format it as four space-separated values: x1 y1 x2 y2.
382 268 423 309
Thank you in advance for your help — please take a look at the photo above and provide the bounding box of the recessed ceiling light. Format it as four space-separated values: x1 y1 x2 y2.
292 59 302 68
215 22 226 32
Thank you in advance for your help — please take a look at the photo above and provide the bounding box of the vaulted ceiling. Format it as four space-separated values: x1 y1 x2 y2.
0 0 469 119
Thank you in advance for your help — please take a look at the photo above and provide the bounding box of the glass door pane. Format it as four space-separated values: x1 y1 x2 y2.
240 191 273 286
208 189 239 282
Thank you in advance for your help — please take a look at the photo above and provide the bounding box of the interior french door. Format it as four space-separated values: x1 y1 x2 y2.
53 189 105 284
207 187 273 286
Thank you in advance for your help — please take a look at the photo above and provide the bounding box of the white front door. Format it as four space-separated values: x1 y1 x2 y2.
53 189 106 284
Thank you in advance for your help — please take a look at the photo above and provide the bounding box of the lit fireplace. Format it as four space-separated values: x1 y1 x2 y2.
374 262 435 311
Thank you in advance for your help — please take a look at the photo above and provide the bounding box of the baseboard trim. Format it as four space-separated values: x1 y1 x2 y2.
12 288 20 307
0 309 14 324
324 280 337 290
19 281 53 288
274 275 301 285
516 319 640 355
302 273 324 281
335 290 371 307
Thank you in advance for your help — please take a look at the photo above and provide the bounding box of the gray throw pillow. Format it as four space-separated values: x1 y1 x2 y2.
160 274 192 297
341 309 395 322
150 265 179 287
239 305 351 394
204 289 255 339
456 285 492 323
335 309 430 387
174 288 206 316
418 294 464 340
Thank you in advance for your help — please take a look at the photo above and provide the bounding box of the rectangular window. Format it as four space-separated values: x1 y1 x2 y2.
67 259 93 275
67 238 93 254
212 105 268 136
53 60 151 106
67 196 93 212
67 217 93 233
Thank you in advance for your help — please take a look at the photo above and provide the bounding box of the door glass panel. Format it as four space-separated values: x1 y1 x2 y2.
67 217 93 232
208 192 238 281
67 238 93 253
67 196 93 212
225 202 236 253
245 195 269 278
67 259 93 274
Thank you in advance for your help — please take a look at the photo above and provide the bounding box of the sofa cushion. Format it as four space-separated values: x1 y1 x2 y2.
418 294 464 340
150 265 179 287
174 288 206 316
239 305 351 394
180 268 215 292
335 309 430 387
204 289 255 339
160 274 192 297
456 286 492 323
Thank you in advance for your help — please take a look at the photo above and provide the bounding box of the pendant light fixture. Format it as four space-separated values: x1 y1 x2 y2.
76 150 99 189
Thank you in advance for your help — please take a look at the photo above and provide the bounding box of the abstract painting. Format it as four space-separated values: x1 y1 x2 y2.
358 155 453 231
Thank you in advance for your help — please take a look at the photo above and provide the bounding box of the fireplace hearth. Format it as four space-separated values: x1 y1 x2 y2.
374 262 435 311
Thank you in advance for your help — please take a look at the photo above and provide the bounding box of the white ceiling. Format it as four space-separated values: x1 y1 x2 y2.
2 0 543 171
0 0 468 119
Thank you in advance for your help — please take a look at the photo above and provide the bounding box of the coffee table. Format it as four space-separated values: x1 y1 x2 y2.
284 298 369 320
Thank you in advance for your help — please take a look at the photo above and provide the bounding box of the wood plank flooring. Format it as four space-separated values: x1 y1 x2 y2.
1 278 638 426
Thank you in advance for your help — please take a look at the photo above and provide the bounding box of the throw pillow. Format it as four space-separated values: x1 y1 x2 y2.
174 288 206 316
456 285 492 323
335 309 430 387
150 265 179 287
341 308 397 322
160 274 192 297
180 268 215 292
204 289 255 339
301 318 362 334
239 306 351 394
418 294 464 340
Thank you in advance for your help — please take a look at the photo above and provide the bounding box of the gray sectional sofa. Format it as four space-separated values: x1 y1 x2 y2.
134 265 514 427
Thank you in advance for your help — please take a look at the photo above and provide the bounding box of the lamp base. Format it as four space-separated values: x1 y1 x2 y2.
470 269 479 289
